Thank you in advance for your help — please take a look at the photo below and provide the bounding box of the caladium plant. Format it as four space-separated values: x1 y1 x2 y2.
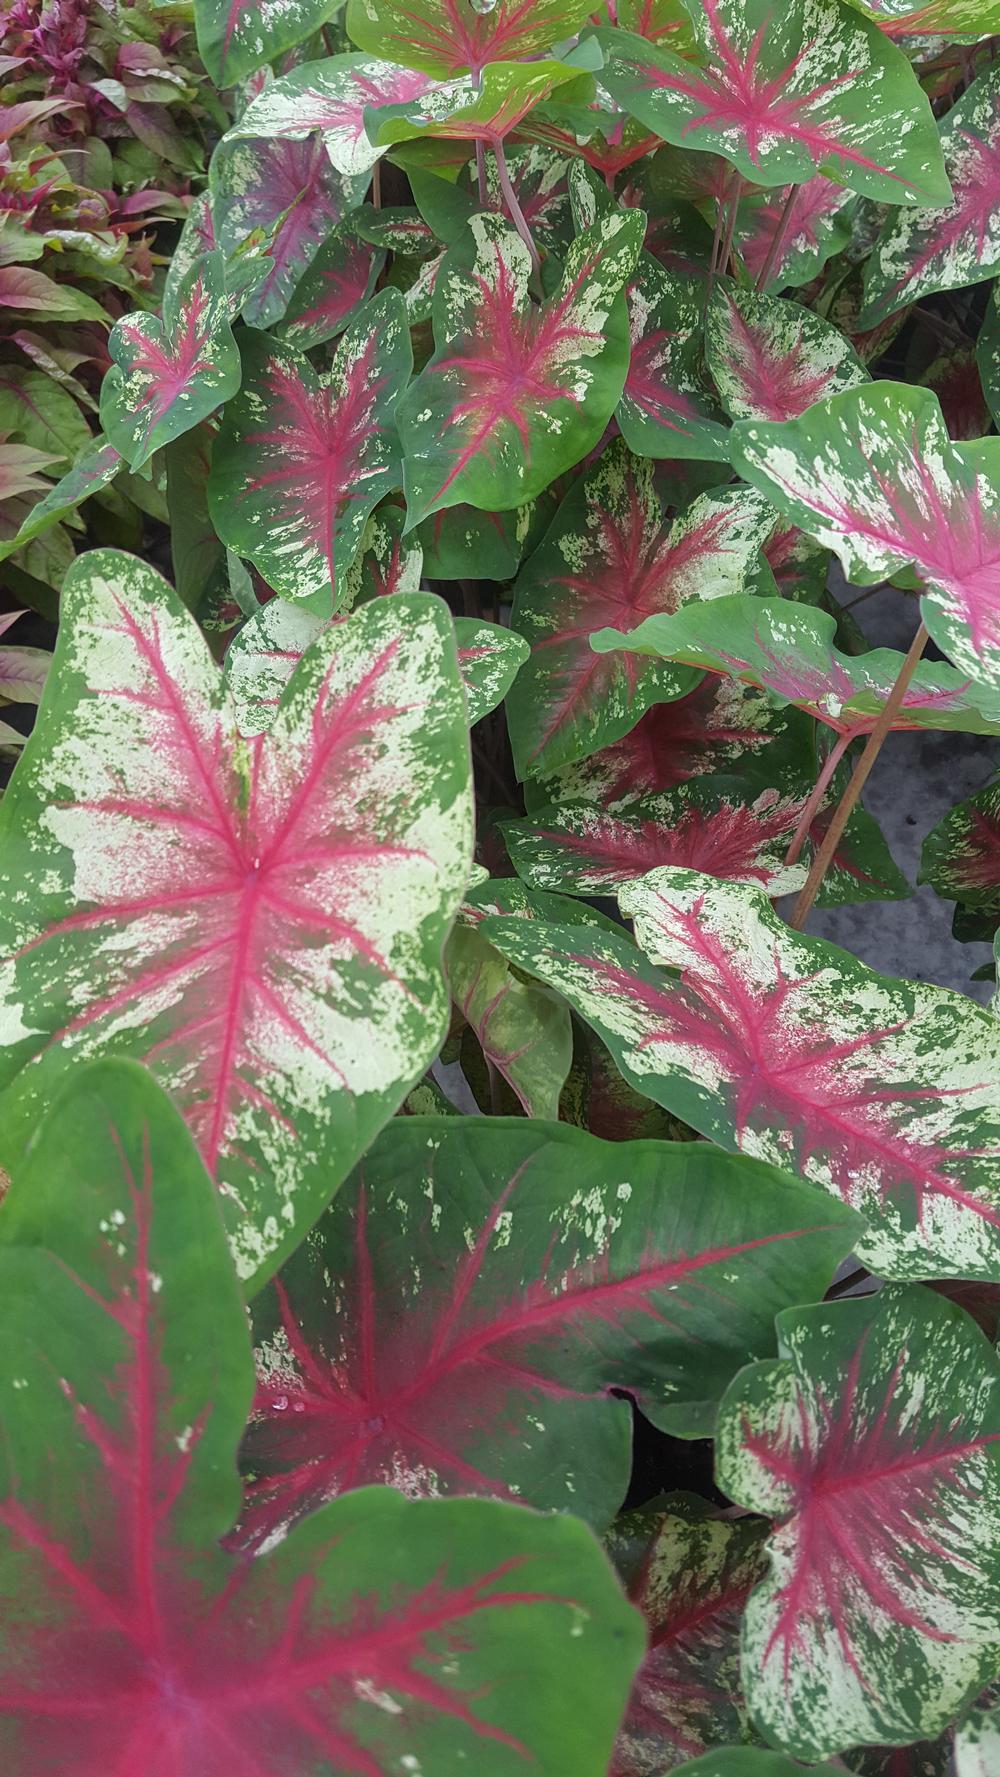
3 0 1000 1763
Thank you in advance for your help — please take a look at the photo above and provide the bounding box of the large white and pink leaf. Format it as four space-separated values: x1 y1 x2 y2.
222 55 437 178
717 1286 1000 1757
507 441 775 780
606 1498 768 1773
238 1115 857 1542
0 1058 644 1775
706 285 868 425
593 593 1000 740
209 291 412 615
344 0 597 77
730 383 1000 699
593 2 950 204
483 866 1000 1281
210 132 367 330
861 65 1000 326
0 549 473 1289
99 252 240 471
398 208 643 526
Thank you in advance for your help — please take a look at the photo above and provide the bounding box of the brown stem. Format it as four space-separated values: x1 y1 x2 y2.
789 622 928 930
754 184 798 292
494 137 540 276
716 175 742 279
703 182 728 320
784 727 857 867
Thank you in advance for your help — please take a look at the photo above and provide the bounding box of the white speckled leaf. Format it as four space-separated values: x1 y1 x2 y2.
99 253 240 471
729 383 1000 698
706 285 868 424
452 619 529 723
508 439 775 780
398 208 643 525
592 2 950 204
345 0 597 76
364 60 592 153
956 1699 1000 1777
735 178 855 294
861 66 1000 326
619 256 730 461
209 291 412 616
483 866 1000 1281
716 1287 1000 1757
844 0 1000 46
194 0 341 87
0 549 473 1290
221 55 436 177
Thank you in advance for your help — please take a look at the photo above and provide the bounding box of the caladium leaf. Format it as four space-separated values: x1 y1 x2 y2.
734 178 855 293
606 1496 768 1773
957 1700 1000 1777
211 133 367 330
716 1286 1000 1758
977 284 1000 430
0 550 473 1289
593 594 1000 740
238 1116 857 1542
503 779 810 897
861 66 1000 326
344 0 597 77
446 919 573 1118
920 780 1000 924
193 0 340 86
616 0 696 43
592 5 950 205
0 438 121 565
618 256 731 461
418 499 539 579
483 866 1000 1281
99 252 240 471
275 222 383 350
919 347 992 444
525 682 813 811
508 442 776 780
222 55 437 178
209 291 412 615
453 619 529 721
365 61 594 153
0 1059 644 1775
846 0 1000 36
705 286 868 425
398 208 643 526
729 385 1000 698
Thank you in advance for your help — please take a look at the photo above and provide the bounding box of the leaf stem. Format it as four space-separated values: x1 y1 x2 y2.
494 137 540 276
754 184 798 291
784 727 857 867
476 138 488 207
704 171 741 319
789 622 928 930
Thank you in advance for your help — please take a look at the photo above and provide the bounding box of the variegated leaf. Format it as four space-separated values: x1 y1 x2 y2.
0 1061 643 1775
210 133 367 330
717 1287 1000 1757
221 55 436 178
593 594 1000 739
0 550 473 1290
508 441 775 780
99 253 240 471
706 286 868 425
209 291 411 615
345 0 597 76
446 918 573 1119
453 620 529 722
861 65 1000 325
593 3 950 204
606 1498 768 1774
483 866 1000 1280
194 0 342 84
845 0 1000 35
619 256 731 461
956 1700 1000 1777
734 178 855 293
418 500 540 580
920 779 1000 925
365 61 593 153
274 222 383 351
398 209 643 526
729 384 1000 698
237 1116 856 1543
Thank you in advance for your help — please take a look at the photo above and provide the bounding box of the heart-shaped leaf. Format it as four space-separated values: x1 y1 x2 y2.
222 55 437 176
398 208 643 525
345 0 597 77
209 292 411 615
920 780 1000 923
238 1115 857 1543
508 442 775 780
861 65 1000 326
194 0 341 84
606 1497 768 1773
729 385 1000 698
274 223 383 351
211 134 366 330
0 550 473 1289
592 3 950 204
452 619 529 721
99 252 240 470
483 866 1000 1280
717 1286 1000 1757
418 500 540 579
619 256 731 460
593 593 1000 739
706 285 868 424
0 1057 644 1775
